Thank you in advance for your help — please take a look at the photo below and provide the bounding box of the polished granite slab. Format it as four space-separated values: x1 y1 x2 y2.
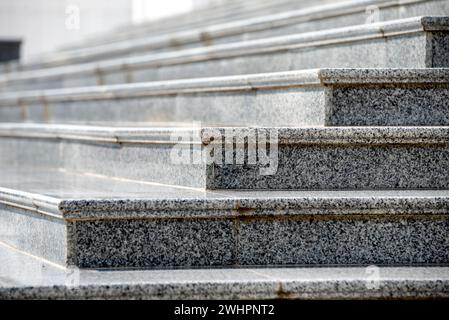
1 242 449 299
2 124 449 190
1 167 449 269
2 168 449 218
1 17 448 92
1 68 449 126
4 0 447 68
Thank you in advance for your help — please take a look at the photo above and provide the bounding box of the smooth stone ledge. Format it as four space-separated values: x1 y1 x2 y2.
0 68 448 106
1 123 449 146
202 126 449 145
2 242 449 299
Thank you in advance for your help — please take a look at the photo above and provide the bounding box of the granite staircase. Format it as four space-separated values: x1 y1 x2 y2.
1 0 449 299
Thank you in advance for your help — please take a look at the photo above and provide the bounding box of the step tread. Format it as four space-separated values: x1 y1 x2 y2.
0 242 448 299
1 167 449 220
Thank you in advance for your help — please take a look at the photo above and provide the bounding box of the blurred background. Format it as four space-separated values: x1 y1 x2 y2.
0 0 211 61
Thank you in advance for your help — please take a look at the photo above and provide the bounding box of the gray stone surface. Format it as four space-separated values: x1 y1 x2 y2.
0 0 362 68
0 204 67 265
0 124 207 188
237 218 449 266
6 0 447 68
2 124 449 190
2 168 449 268
3 168 449 218
0 17 447 91
2 242 449 299
67 219 236 268
0 68 448 126
205 126 449 190
69 215 449 268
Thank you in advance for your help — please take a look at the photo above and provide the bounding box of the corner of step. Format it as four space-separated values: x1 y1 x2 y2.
421 16 449 31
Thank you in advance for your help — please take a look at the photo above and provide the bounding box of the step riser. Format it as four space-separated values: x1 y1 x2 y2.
3 203 449 268
0 88 326 127
208 142 449 190
1 23 447 92
0 203 67 266
16 0 448 68
326 84 449 126
103 33 448 83
0 137 206 188
207 1 449 48
69 215 449 268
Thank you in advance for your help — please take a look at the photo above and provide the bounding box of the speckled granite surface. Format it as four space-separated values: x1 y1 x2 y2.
0 69 449 126
2 125 449 190
204 126 449 190
1 168 449 269
1 242 449 299
0 17 448 92
2 0 448 70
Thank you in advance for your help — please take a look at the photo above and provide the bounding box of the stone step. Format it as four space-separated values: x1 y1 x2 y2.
1 168 449 269
205 126 449 190
2 242 448 299
0 69 448 126
7 0 447 70
0 16 447 92
1 124 449 190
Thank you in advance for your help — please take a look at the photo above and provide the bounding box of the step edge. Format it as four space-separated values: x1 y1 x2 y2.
1 124 449 145
1 68 448 106
0 186 62 218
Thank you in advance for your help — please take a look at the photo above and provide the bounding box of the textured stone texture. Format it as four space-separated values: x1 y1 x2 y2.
205 127 449 190
2 241 449 299
237 217 449 266
1 69 449 126
0 17 448 91
2 168 449 269
2 125 449 190
67 219 236 268
7 0 446 67
66 215 449 268
427 31 449 67
209 143 449 190
0 204 67 265
1 0 449 299
326 85 449 126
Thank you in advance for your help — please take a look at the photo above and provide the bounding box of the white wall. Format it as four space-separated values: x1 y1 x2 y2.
0 0 227 62
132 0 193 24
0 0 132 61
